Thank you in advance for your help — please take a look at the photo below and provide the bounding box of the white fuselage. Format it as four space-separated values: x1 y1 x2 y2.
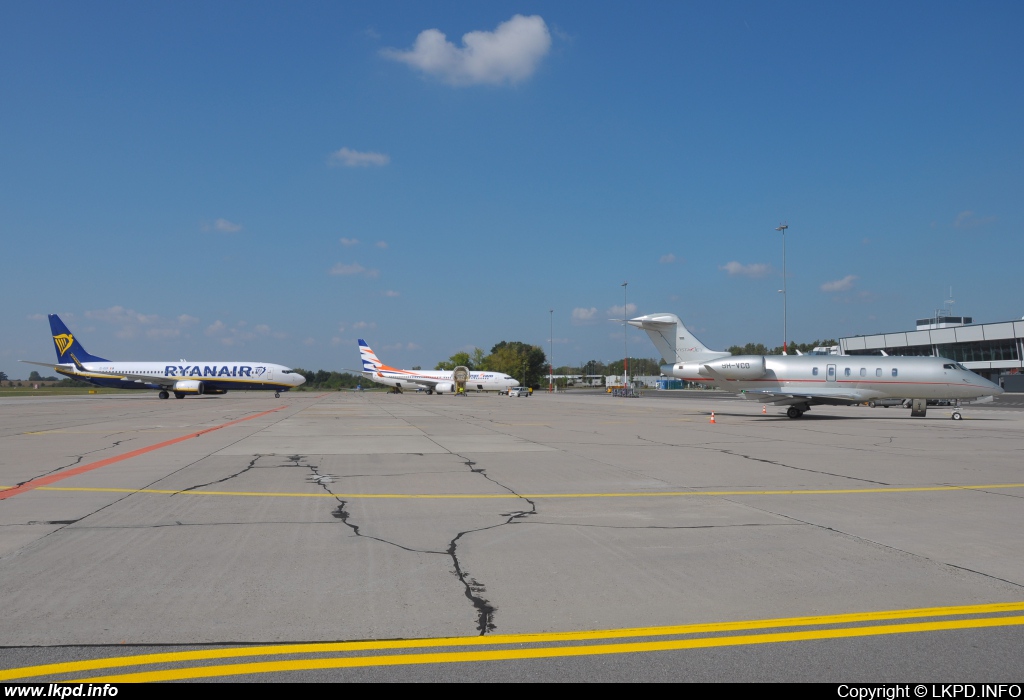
665 355 1000 402
363 368 518 393
57 361 306 393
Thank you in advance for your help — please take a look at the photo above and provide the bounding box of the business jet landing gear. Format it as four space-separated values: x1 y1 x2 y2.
951 399 962 421
786 403 811 419
159 390 169 400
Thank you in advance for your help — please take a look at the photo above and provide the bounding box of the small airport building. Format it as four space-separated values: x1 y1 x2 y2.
838 314 1024 390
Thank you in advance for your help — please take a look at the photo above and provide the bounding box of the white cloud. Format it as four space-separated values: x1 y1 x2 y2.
720 261 770 278
330 337 344 347
146 328 180 340
383 290 400 297
607 303 637 317
381 14 551 86
204 319 263 344
303 337 316 346
659 253 676 264
352 321 377 330
329 148 390 167
821 275 858 293
85 306 197 341
27 313 45 321
329 262 380 278
952 210 996 229
376 240 388 249
216 218 242 233
86 306 158 325
572 307 597 323
339 237 360 247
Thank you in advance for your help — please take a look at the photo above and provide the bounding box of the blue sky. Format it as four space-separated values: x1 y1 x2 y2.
3 2 1022 377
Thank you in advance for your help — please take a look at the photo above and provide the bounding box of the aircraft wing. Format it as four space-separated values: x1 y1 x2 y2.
387 374 441 388
740 388 868 406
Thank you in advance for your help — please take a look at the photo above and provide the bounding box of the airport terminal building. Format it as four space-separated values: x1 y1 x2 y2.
839 314 1024 387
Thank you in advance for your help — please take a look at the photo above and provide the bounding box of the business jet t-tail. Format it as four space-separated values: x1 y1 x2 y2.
358 340 517 394
22 314 305 399
628 312 1003 419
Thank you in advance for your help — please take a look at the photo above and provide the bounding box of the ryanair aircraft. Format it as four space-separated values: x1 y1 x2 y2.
629 312 1003 419
22 314 306 399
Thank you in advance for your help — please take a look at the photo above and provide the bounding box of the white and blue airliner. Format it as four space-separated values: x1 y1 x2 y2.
23 314 306 399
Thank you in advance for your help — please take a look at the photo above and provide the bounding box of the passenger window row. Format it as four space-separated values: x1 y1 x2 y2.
812 367 899 377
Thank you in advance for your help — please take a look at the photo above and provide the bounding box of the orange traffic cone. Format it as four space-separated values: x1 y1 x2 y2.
762 405 767 414
709 411 716 424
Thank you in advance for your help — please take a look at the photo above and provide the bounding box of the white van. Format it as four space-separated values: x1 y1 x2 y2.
509 387 529 397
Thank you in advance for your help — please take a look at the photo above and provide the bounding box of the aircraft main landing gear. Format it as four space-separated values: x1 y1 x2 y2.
159 390 169 400
275 392 280 398
174 392 185 399
787 406 803 419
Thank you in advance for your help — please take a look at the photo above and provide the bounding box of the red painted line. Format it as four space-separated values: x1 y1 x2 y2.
0 406 287 501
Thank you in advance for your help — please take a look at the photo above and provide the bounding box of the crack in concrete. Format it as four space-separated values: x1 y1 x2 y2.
14 439 134 488
635 435 889 485
175 456 262 494
726 500 1024 590
520 520 797 530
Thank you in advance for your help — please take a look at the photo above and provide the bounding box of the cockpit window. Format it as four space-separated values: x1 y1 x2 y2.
943 364 956 369
281 369 292 374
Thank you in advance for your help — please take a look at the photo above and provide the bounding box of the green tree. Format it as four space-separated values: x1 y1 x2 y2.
485 341 547 388
0 371 8 382
435 351 474 371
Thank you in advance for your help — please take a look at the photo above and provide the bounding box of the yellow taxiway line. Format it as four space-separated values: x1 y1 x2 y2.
2 483 1023 500
2 601 1023 682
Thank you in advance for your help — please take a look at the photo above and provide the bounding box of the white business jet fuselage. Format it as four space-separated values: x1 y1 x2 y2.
358 340 517 394
628 313 1003 419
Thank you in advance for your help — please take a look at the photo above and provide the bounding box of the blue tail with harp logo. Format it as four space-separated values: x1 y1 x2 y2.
48 314 109 364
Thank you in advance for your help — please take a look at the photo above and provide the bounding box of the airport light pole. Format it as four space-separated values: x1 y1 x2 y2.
621 281 628 388
775 223 788 353
549 309 553 392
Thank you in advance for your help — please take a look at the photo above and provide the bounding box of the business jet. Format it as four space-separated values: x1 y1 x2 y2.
358 340 518 394
22 314 306 399
628 312 1003 419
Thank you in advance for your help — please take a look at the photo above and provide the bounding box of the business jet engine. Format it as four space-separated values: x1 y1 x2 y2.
697 356 767 380
173 379 205 394
434 382 455 394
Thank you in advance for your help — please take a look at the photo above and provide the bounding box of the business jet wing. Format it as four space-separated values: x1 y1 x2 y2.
740 388 869 406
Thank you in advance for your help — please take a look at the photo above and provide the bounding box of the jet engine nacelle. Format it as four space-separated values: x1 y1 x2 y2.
697 355 767 381
174 380 205 394
434 382 455 394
